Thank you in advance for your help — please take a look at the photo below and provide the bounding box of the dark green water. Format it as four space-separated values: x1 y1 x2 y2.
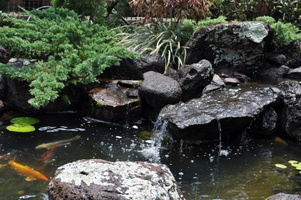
0 112 300 200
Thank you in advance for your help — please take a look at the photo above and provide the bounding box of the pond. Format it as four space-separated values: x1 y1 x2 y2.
0 112 300 200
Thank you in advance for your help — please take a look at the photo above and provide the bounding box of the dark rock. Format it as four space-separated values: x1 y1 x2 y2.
139 71 182 119
48 159 185 200
159 84 278 142
100 52 165 80
259 65 290 81
202 74 224 94
4 78 84 113
266 193 301 200
276 39 301 68
84 80 142 124
266 54 287 66
278 81 301 141
233 71 251 83
186 21 272 77
255 107 278 137
286 66 301 80
179 59 214 101
0 45 9 64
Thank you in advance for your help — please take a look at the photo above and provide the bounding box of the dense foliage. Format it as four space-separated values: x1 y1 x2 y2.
211 0 301 25
51 0 107 24
0 8 139 109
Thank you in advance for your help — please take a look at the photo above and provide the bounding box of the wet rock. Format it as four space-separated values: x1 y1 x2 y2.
84 80 141 124
275 39 301 68
278 81 301 141
259 65 290 81
186 21 272 77
159 84 278 142
178 59 214 101
255 107 278 137
286 67 301 80
266 193 301 200
0 45 9 64
266 54 287 66
100 52 165 80
48 159 185 200
224 77 240 86
139 71 182 119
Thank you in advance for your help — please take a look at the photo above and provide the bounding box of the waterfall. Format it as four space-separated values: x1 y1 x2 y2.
139 117 169 163
217 119 229 156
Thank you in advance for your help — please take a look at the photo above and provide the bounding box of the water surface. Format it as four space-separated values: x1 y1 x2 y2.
0 112 300 200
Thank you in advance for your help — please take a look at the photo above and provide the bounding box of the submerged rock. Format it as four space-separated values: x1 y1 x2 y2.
48 159 185 200
159 84 278 142
186 21 272 77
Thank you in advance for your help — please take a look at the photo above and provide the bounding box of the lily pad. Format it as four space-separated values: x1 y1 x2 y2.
6 124 36 133
11 117 39 125
275 164 287 169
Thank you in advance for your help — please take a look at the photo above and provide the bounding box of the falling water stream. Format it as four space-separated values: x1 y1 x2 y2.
0 112 300 200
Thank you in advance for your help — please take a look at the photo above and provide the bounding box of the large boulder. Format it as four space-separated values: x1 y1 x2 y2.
178 59 214 101
185 21 272 78
48 159 185 200
275 39 301 69
158 84 278 142
139 71 182 119
278 81 301 141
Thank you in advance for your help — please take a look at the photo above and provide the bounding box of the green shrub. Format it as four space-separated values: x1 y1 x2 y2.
255 16 301 46
0 8 139 109
196 16 228 29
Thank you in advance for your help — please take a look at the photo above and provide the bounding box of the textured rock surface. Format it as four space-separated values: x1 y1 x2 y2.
85 80 141 124
159 84 278 141
139 71 182 108
278 81 301 141
186 21 271 77
48 159 185 200
178 59 214 101
266 193 301 200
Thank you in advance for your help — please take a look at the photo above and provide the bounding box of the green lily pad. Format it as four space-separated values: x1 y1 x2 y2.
10 117 39 125
275 164 287 169
6 124 36 132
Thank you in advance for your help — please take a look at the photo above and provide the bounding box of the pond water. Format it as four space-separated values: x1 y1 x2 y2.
0 112 300 200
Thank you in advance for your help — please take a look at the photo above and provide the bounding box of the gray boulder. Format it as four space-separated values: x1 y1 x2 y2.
186 21 272 77
259 65 290 81
48 159 185 200
278 81 301 141
266 193 301 200
286 66 301 80
158 84 278 141
139 71 182 119
178 59 214 101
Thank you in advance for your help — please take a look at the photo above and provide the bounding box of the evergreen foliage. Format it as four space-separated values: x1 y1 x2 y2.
0 8 139 109
255 16 301 46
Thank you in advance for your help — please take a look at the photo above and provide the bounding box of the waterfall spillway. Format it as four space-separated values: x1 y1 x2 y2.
140 117 169 163
217 119 230 156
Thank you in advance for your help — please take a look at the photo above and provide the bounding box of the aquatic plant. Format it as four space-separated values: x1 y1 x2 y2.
6 124 36 133
10 117 40 125
275 160 301 173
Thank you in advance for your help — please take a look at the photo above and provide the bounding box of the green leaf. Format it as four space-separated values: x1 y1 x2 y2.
11 117 40 125
6 124 36 133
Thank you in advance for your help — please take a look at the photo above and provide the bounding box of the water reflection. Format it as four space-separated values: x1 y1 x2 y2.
0 112 300 199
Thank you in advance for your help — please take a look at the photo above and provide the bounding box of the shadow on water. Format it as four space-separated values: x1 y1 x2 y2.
0 112 300 199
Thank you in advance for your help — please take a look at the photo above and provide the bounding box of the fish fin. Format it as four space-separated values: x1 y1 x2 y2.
25 177 36 181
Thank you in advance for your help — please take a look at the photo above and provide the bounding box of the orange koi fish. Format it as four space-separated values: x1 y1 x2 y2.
7 156 49 181
37 145 59 168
